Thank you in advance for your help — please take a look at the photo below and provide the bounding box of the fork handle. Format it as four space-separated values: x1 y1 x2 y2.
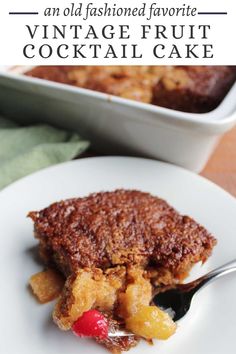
190 259 236 293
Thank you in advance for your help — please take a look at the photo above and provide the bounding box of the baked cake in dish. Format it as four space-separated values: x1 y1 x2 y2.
29 189 217 352
25 66 236 113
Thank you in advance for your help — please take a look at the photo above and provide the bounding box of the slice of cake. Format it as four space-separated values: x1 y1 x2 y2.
29 189 216 352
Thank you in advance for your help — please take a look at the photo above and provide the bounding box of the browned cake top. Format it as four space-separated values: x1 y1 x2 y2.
29 190 216 275
152 66 236 113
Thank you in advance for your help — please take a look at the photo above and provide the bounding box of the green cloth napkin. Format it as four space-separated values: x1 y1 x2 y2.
0 116 90 190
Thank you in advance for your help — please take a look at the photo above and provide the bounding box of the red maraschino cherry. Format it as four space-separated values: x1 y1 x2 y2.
72 309 108 339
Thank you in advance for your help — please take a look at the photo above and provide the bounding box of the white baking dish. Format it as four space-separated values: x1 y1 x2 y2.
0 66 235 172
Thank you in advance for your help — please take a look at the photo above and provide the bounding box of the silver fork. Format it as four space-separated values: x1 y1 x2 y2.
109 259 236 337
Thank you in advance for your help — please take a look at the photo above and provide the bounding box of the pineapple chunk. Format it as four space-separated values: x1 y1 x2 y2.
29 269 64 304
126 305 176 340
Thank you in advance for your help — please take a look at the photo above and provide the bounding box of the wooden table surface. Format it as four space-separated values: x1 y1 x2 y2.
201 126 236 197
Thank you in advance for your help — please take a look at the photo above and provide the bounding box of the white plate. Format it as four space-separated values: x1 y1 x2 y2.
0 156 236 354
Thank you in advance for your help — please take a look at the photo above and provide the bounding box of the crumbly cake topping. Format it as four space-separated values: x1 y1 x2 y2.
29 189 216 275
